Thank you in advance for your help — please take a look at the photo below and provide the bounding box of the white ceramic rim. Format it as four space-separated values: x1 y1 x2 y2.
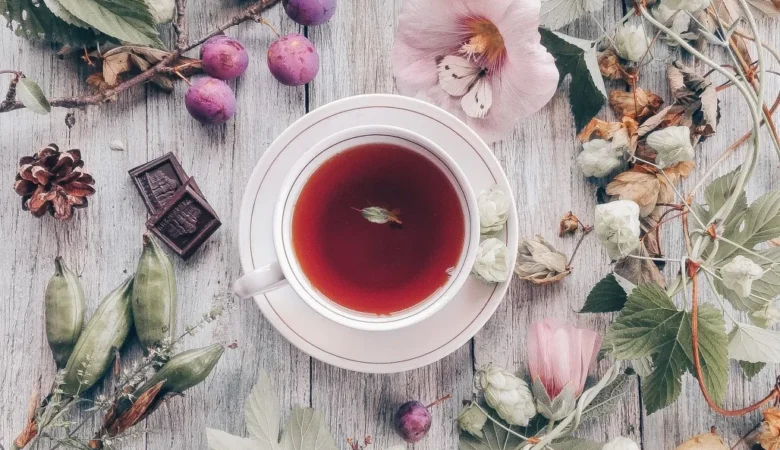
238 94 519 373
273 125 480 331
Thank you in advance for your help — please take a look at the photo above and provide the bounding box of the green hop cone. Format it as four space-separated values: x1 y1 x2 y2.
457 403 488 437
477 365 536 426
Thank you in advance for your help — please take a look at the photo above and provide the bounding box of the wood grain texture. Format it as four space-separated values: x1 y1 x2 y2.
0 0 779 449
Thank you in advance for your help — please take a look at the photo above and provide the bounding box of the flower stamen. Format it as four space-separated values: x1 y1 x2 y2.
462 18 506 70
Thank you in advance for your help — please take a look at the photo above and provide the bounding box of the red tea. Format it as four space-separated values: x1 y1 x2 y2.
291 143 465 315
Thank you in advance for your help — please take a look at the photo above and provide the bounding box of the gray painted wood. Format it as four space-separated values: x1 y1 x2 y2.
0 0 778 449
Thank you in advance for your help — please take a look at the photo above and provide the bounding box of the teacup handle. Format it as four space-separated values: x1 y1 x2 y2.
232 263 289 298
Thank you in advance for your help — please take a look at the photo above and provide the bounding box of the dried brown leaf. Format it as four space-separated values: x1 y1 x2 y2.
614 242 666 288
577 118 624 142
86 72 110 92
758 408 780 450
102 52 132 87
748 0 780 17
676 432 727 450
107 381 165 436
641 213 663 258
606 162 693 217
598 48 624 80
610 88 665 121
606 166 661 216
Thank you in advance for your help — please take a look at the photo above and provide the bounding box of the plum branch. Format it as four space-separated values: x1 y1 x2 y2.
0 0 280 114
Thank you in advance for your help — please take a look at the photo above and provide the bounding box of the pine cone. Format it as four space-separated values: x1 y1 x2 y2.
14 144 95 220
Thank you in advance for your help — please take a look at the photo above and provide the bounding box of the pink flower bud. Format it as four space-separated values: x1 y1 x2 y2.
528 318 601 400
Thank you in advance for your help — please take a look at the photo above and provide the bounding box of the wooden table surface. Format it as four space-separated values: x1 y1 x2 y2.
2 0 779 448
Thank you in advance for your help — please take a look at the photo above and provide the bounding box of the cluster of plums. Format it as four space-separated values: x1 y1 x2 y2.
185 0 336 124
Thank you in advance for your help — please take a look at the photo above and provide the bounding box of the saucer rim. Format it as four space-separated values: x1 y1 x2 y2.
238 93 519 373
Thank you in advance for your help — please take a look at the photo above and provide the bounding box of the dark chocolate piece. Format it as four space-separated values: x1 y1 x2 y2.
129 153 202 214
146 180 220 259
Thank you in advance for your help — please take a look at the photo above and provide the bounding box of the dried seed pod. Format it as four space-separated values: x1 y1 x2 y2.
132 233 177 351
45 257 85 368
137 344 224 396
61 277 134 396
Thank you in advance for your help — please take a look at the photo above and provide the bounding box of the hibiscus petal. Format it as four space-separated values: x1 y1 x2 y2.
391 0 558 143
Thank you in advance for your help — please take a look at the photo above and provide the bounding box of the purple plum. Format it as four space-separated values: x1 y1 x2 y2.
267 33 319 86
282 0 336 26
184 77 236 125
200 35 249 80
393 401 431 443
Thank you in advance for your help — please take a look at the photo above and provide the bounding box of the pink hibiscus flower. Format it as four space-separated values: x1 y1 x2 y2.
391 0 559 144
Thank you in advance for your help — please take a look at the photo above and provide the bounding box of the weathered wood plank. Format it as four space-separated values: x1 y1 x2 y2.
473 1 644 445
0 2 310 448
306 1 473 449
639 17 780 449
1 1 779 449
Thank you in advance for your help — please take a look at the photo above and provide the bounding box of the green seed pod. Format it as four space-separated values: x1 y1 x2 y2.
61 277 134 396
45 257 86 368
138 344 224 395
132 233 177 352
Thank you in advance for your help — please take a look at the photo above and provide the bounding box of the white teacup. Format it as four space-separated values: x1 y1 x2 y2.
232 125 480 331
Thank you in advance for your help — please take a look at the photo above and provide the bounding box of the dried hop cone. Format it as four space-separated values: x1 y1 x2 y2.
14 144 95 220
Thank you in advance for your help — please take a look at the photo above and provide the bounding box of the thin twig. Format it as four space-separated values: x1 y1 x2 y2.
0 0 280 113
688 260 780 416
173 0 188 51
568 225 593 266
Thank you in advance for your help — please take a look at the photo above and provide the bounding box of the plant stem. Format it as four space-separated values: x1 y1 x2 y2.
687 261 780 416
567 226 593 266
468 402 531 442
0 0 280 113
425 394 451 409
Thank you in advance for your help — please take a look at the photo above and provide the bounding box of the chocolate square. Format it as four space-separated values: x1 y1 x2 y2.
129 153 202 214
146 180 221 259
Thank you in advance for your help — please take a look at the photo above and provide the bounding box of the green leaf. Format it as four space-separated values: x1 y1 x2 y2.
55 0 163 47
548 438 604 450
280 408 339 450
245 372 281 448
42 0 89 27
0 0 104 45
208 371 338 450
604 284 728 414
715 189 780 264
740 361 765 380
540 0 605 31
578 372 633 422
712 248 780 313
539 28 606 131
459 418 526 450
729 323 780 363
17 78 50 115
206 429 260 450
691 168 746 228
695 304 729 409
581 274 628 313
602 284 685 360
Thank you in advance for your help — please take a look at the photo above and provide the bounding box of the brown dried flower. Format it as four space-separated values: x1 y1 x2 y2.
605 161 693 217
559 212 579 236
758 407 780 450
609 88 664 122
14 144 95 220
515 235 571 285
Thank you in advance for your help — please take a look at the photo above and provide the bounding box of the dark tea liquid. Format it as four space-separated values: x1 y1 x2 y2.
291 143 466 315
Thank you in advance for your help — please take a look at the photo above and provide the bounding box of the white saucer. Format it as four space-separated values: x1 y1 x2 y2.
238 94 519 373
